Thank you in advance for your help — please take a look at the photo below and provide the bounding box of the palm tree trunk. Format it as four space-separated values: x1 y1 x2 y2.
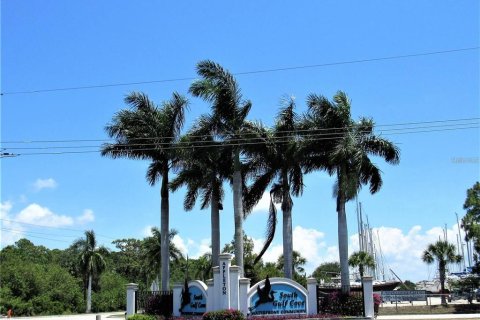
86 274 92 313
439 262 446 305
233 149 244 276
161 166 170 291
337 171 350 294
211 186 220 268
282 171 293 279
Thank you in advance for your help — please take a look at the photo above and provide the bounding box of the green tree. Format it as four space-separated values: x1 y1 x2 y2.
348 251 375 279
102 92 189 290
422 240 462 305
312 262 341 283
142 228 184 285
277 250 307 286
398 280 416 290
190 60 253 276
73 230 108 313
170 120 232 268
244 97 304 279
462 181 480 272
303 91 400 293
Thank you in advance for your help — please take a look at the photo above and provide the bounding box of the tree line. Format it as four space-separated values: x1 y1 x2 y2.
101 60 400 294
0 230 343 316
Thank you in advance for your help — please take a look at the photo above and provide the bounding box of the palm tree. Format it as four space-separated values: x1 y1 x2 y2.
143 227 184 286
303 91 400 293
348 251 375 279
190 60 253 276
243 97 304 279
170 116 232 268
73 230 108 313
422 240 462 305
277 250 307 275
102 92 189 290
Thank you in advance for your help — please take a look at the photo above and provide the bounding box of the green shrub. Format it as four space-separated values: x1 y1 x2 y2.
203 309 245 320
128 315 157 320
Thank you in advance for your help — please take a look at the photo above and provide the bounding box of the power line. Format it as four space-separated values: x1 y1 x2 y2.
0 218 115 240
4 124 478 157
1 227 79 238
1 47 478 96
1 228 72 243
3 120 479 151
2 116 479 145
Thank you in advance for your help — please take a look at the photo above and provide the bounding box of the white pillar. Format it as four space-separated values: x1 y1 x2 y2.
307 277 317 315
172 283 183 317
126 283 138 316
213 266 220 310
239 278 250 316
206 279 214 312
229 266 240 310
219 253 233 309
363 276 374 319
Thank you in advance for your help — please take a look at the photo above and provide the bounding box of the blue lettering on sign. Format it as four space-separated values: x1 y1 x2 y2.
249 283 306 315
181 286 207 315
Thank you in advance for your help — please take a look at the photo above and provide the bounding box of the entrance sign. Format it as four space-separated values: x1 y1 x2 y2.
179 280 208 315
248 277 307 315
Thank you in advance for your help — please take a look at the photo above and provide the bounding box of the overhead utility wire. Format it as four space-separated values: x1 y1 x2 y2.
2 117 479 145
1 47 478 96
4 120 479 151
1 228 72 243
0 218 115 240
1 227 80 238
6 125 479 157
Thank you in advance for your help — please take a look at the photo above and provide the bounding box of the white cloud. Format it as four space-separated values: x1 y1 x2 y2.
1 202 25 248
76 209 95 224
350 224 463 282
16 203 73 227
172 234 211 258
251 192 281 214
33 178 58 191
142 225 154 237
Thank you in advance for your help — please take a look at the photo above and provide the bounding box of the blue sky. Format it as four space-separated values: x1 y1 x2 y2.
1 1 479 282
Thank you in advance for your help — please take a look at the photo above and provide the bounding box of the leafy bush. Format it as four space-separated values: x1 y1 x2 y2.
203 309 245 320
319 291 363 316
128 315 157 320
92 271 128 312
144 293 172 318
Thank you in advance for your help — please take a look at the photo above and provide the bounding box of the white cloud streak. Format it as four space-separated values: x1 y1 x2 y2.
33 178 58 191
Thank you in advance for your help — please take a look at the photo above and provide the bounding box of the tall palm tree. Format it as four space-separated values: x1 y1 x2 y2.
348 251 375 279
102 92 189 290
190 60 253 276
303 91 400 293
243 97 304 279
73 230 108 313
170 116 232 268
143 227 184 285
422 240 462 305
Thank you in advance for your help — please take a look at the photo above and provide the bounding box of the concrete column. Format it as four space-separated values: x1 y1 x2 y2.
239 278 250 316
307 277 317 315
213 266 220 311
218 253 233 309
126 283 138 316
229 266 240 310
363 276 374 319
172 283 183 317
206 279 214 312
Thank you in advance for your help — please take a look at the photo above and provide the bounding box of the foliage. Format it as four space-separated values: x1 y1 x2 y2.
311 262 340 282
462 181 480 272
318 291 363 316
128 315 157 320
203 309 245 320
398 280 416 290
91 271 128 312
144 293 172 318
348 251 375 278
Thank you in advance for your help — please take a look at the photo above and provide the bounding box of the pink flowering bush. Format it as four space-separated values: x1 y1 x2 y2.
203 309 245 320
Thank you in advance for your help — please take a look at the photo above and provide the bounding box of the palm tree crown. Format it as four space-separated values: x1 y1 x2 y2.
348 251 375 279
190 60 253 276
102 91 189 290
422 240 462 304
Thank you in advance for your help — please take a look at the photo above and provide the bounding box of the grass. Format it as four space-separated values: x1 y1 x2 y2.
378 303 480 315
